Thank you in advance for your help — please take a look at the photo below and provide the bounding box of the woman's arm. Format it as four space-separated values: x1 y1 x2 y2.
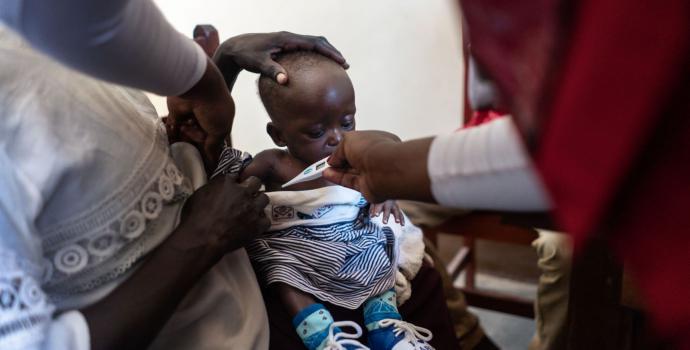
324 118 551 211
321 130 433 203
238 150 279 183
82 175 269 350
2 0 204 97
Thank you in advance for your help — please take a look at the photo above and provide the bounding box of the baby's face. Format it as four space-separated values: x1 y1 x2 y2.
270 67 356 164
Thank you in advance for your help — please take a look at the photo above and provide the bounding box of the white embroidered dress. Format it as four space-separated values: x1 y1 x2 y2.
0 30 268 350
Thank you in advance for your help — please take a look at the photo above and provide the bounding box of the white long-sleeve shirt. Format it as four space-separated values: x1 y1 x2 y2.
428 117 551 211
0 29 268 350
0 0 206 96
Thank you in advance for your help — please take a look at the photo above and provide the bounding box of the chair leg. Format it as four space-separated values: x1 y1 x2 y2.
465 236 477 289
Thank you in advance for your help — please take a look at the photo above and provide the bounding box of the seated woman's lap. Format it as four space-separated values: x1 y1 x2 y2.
261 262 459 349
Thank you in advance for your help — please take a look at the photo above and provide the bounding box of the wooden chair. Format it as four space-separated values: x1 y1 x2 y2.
424 211 543 318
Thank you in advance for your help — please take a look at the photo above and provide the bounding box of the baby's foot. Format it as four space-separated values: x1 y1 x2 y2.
294 303 369 350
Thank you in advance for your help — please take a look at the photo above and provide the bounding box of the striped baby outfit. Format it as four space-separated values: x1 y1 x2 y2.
212 147 398 309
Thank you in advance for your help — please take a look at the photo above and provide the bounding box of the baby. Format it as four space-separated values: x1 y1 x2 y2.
214 52 433 350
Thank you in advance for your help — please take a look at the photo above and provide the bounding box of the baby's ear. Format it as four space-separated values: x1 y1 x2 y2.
266 122 287 147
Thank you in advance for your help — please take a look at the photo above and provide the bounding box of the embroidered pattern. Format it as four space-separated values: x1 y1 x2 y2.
38 124 193 303
0 250 54 348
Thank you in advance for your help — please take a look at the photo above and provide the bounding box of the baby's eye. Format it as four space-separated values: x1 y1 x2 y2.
307 129 325 139
341 120 355 130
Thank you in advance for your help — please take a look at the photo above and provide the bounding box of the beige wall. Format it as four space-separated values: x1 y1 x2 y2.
150 0 463 154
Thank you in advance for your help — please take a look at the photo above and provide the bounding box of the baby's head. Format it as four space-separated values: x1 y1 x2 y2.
259 51 355 164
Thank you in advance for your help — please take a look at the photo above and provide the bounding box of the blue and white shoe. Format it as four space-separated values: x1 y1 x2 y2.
322 321 371 350
367 319 434 350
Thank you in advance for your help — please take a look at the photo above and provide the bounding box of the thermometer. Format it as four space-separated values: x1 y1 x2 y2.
282 156 332 188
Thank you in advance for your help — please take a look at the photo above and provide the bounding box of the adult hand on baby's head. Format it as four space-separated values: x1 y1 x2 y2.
172 175 270 258
324 130 401 203
214 31 349 85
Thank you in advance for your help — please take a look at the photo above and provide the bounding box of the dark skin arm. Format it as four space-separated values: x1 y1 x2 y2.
324 131 435 204
82 176 270 350
239 149 281 183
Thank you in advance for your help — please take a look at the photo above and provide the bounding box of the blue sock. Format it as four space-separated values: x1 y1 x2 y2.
293 303 339 350
363 289 402 331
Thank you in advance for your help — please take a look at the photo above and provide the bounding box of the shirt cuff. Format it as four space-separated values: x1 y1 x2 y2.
427 117 551 211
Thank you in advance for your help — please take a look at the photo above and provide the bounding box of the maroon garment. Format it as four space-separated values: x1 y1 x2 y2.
535 0 690 346
460 0 690 346
262 263 459 349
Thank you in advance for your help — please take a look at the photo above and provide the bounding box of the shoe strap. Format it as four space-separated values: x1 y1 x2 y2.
323 321 370 350
378 319 433 342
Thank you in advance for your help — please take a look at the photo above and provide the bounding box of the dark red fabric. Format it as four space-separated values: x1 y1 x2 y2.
533 0 690 346
262 264 459 349
459 0 690 345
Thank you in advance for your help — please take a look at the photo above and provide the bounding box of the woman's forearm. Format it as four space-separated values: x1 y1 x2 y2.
213 52 243 93
349 118 550 211
82 226 221 350
366 137 436 203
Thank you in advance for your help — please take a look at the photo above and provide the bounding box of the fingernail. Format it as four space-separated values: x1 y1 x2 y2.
276 73 287 84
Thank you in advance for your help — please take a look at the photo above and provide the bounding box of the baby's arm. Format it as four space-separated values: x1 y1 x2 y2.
239 149 280 182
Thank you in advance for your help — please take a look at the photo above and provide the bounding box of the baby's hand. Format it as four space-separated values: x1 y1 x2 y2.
369 200 404 226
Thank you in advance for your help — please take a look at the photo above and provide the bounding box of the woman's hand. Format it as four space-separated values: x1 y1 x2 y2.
168 57 234 172
172 175 270 258
324 131 435 204
213 31 348 89
167 29 348 171
324 131 401 202
370 200 405 226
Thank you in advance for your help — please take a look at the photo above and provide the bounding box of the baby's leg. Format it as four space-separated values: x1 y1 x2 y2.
364 289 435 350
274 283 365 350
276 283 317 316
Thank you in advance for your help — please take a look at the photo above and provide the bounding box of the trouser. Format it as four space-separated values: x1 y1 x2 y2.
529 230 572 350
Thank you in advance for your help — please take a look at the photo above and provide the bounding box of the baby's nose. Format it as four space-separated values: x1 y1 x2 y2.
326 130 342 147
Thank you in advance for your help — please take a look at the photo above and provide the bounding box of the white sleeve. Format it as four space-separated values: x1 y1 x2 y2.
427 117 551 211
0 0 206 96
0 156 90 350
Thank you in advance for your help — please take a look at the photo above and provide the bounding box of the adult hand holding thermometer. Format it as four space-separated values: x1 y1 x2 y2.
282 156 332 188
